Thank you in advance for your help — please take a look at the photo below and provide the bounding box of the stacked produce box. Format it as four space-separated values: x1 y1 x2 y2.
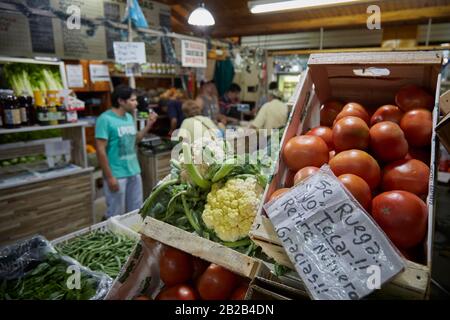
250 51 442 299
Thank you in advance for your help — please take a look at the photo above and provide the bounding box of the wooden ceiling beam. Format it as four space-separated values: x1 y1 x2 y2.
211 5 450 37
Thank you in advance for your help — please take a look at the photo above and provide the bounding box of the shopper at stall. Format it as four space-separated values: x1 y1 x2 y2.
95 85 157 219
175 99 221 142
251 83 288 132
160 98 184 136
196 81 225 124
219 83 242 124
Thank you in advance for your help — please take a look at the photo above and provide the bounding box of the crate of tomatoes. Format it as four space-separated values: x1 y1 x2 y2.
250 51 442 299
105 218 275 300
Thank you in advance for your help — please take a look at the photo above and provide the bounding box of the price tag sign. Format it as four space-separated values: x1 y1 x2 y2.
181 40 207 68
113 41 147 65
66 64 84 88
264 166 406 300
89 64 110 83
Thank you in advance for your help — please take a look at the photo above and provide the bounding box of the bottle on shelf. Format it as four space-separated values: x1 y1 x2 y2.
2 93 21 129
18 96 31 126
46 90 58 126
57 96 66 124
26 96 36 126
34 90 50 126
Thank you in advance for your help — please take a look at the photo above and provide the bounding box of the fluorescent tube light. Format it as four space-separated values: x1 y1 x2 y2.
249 0 363 14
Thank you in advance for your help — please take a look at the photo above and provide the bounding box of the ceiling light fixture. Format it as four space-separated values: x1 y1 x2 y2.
248 0 363 14
188 3 215 26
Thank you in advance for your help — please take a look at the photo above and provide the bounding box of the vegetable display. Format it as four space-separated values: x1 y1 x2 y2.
139 137 272 254
55 230 136 278
3 63 64 96
274 84 434 263
0 253 106 300
133 245 249 301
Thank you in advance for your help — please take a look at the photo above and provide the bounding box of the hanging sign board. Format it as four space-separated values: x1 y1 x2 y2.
113 41 147 64
264 166 406 300
65 64 84 88
181 40 207 68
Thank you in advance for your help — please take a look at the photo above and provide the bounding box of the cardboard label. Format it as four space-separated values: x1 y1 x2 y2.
113 41 147 65
66 64 84 88
181 40 207 68
264 166 405 300
89 64 110 83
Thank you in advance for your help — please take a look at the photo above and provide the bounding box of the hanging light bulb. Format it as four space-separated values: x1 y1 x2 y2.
188 3 215 26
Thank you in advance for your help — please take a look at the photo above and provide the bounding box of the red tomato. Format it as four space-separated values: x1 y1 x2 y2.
282 135 329 171
405 147 431 165
370 105 404 126
338 174 372 211
369 121 408 163
332 116 370 152
156 284 198 300
400 109 432 148
320 101 344 127
269 188 290 202
230 284 249 300
159 246 193 286
192 257 209 281
395 84 434 112
197 264 238 300
284 170 296 188
371 191 428 249
329 149 381 190
294 166 319 185
306 126 334 151
382 159 430 196
334 102 370 125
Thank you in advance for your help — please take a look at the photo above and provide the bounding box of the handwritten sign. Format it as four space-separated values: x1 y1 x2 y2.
66 64 84 88
89 64 110 83
113 41 147 65
264 166 405 300
181 40 207 68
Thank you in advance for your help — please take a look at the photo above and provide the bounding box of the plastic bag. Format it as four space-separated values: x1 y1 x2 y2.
0 235 112 300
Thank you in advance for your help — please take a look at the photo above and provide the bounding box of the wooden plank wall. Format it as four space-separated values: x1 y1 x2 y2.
0 172 93 245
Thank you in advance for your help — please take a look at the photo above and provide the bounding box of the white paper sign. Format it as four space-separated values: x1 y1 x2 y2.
264 166 406 300
181 40 207 68
66 64 84 88
113 41 147 64
89 64 110 83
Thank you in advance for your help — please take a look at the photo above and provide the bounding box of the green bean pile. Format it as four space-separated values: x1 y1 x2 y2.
56 230 136 278
0 254 100 300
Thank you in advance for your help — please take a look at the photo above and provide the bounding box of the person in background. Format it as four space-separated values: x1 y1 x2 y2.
251 82 288 132
175 100 221 143
160 98 184 137
219 83 242 124
253 81 279 116
196 81 223 123
95 85 157 219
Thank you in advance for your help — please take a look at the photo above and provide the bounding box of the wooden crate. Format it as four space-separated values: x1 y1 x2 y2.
140 216 272 280
250 51 442 299
0 171 94 245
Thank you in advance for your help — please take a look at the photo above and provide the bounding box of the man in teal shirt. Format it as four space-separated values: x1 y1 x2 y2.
95 85 157 218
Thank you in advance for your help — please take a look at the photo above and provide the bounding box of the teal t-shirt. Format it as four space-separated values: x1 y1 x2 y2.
95 110 141 178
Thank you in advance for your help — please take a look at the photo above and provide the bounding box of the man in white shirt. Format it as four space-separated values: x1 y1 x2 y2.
251 83 288 132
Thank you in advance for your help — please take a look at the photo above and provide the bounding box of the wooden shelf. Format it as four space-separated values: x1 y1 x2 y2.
0 121 89 135
0 166 94 190
111 73 177 79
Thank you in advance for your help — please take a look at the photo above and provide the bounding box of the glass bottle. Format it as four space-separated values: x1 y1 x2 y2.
34 90 50 126
18 96 31 126
47 90 58 125
3 94 21 129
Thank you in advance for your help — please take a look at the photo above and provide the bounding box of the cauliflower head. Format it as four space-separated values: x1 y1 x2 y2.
202 176 263 242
